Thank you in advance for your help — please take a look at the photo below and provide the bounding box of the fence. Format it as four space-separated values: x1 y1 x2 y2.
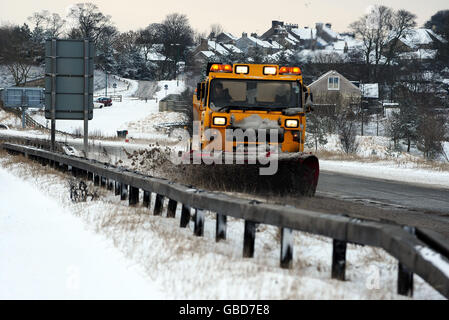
94 95 122 102
2 141 449 299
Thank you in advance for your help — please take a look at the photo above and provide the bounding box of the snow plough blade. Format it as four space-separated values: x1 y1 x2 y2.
181 151 319 196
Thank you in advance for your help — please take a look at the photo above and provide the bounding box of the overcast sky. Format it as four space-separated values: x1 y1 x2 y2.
1 0 448 36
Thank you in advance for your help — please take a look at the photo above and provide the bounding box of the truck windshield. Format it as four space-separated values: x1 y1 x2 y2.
209 79 300 111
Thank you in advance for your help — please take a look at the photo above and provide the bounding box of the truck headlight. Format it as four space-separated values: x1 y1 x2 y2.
213 116 227 126
285 119 299 128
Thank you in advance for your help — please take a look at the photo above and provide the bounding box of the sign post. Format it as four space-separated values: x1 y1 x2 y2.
84 39 89 156
51 39 56 151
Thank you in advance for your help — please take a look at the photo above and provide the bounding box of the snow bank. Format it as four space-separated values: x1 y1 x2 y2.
320 159 449 189
0 167 164 299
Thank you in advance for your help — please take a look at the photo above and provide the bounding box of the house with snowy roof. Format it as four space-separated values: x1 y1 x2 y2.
215 32 239 44
192 38 243 63
308 70 361 113
235 32 281 56
315 23 340 43
260 21 300 49
385 28 447 61
260 20 344 51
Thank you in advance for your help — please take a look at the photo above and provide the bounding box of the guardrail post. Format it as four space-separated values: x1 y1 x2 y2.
94 174 100 186
398 263 414 297
280 228 293 269
107 179 113 190
167 199 177 218
153 194 164 215
216 213 227 242
115 181 120 196
121 183 128 200
194 209 204 237
129 186 139 206
180 205 190 228
243 221 256 258
331 239 347 280
398 226 414 297
143 191 150 207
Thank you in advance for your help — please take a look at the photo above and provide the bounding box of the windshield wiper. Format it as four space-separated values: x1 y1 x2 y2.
217 106 231 112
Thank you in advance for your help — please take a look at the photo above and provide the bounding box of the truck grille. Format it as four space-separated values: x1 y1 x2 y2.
226 129 284 144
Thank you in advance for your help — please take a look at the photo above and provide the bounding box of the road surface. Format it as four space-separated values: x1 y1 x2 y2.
317 170 449 215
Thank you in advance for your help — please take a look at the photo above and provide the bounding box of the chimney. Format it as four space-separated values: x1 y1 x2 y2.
242 32 247 38
325 23 332 29
316 23 323 31
251 32 258 38
272 20 284 28
200 38 208 50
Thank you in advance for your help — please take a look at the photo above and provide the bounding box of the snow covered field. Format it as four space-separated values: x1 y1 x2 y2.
30 78 186 137
0 154 444 299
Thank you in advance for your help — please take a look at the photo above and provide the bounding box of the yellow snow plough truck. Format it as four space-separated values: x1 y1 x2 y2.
187 62 319 196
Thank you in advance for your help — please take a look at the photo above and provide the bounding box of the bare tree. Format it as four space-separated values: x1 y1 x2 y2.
28 11 48 42
193 30 207 45
417 114 446 159
337 112 359 154
0 25 35 86
28 10 66 40
67 3 114 44
350 5 416 82
45 13 66 38
209 23 223 38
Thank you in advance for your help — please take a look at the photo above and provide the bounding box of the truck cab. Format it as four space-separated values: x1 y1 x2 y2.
193 63 313 154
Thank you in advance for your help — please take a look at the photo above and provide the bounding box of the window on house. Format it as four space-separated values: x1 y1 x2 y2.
328 76 340 90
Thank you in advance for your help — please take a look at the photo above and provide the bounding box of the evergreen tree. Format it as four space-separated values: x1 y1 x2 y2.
305 113 328 151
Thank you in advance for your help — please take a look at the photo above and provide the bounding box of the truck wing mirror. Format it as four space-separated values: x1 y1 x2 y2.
305 92 314 113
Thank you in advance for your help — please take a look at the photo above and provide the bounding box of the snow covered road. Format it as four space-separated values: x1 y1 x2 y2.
0 166 164 299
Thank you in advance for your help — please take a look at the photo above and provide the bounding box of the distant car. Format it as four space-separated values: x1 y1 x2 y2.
96 97 112 107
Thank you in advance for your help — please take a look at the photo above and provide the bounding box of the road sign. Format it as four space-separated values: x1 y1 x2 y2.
2 87 44 108
44 39 95 120
44 38 94 154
